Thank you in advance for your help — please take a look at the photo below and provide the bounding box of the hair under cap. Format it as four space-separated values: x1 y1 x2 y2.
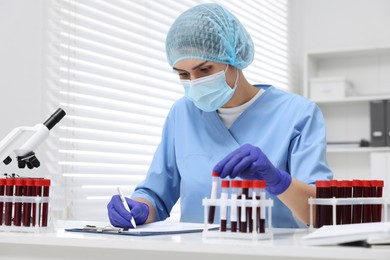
165 3 254 69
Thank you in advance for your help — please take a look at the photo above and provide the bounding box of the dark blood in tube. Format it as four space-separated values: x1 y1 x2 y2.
4 178 15 226
41 179 51 227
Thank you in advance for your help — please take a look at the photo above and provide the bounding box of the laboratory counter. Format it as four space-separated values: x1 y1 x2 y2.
0 221 389 260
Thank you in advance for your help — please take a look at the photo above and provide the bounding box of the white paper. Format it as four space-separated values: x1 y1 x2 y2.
302 222 390 246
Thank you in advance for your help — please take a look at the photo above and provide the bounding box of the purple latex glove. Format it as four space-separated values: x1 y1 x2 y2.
107 195 149 228
213 144 292 196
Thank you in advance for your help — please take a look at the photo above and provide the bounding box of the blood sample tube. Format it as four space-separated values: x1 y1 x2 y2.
220 180 229 232
376 180 384 222
32 178 43 226
0 178 5 225
41 179 51 227
240 185 247 233
253 180 266 233
230 180 241 232
4 178 15 226
208 172 220 224
362 180 372 223
352 179 363 223
341 180 352 224
241 180 251 233
330 180 341 225
370 180 378 222
13 178 25 226
23 178 34 226
315 180 331 228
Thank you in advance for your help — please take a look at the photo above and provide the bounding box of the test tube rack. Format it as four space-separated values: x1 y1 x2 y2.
202 196 274 240
0 178 51 232
308 197 390 230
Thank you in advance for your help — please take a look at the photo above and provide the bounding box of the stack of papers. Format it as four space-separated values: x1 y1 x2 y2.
302 222 390 246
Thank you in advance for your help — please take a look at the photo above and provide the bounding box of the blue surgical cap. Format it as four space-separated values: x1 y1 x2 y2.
165 3 254 69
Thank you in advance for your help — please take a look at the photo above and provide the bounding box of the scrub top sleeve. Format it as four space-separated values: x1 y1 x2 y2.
288 103 333 185
131 107 181 221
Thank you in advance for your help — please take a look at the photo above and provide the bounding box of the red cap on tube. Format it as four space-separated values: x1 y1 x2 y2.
5 178 15 186
34 178 45 187
231 180 242 188
14 178 25 186
211 171 220 177
221 180 230 188
341 180 353 187
316 180 330 188
42 179 51 187
252 180 266 188
352 179 362 187
24 178 34 187
242 180 251 189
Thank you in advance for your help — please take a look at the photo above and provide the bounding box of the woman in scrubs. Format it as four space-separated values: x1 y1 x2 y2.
107 3 333 228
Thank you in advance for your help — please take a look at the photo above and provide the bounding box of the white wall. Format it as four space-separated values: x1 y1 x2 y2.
0 0 44 174
290 0 390 93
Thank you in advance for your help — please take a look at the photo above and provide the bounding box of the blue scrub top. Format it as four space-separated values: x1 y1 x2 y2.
132 85 333 228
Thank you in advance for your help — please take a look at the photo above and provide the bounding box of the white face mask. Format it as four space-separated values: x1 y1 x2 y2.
180 65 238 112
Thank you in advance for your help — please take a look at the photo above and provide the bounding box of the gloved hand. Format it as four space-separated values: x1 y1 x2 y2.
107 195 149 228
213 144 292 196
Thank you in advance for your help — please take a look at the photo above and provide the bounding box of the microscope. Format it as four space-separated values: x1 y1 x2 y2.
0 108 66 169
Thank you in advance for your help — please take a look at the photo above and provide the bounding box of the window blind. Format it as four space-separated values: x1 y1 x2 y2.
44 0 289 222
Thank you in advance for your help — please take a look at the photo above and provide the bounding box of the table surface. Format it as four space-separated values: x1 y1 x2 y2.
0 220 389 260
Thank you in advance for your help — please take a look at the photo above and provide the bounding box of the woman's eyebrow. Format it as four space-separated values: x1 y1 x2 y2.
191 61 208 70
173 61 209 72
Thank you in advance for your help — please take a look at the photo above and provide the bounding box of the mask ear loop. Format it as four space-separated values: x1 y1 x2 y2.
225 64 239 89
228 65 239 90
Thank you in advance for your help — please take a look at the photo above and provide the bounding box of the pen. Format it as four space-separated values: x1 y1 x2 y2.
117 187 137 228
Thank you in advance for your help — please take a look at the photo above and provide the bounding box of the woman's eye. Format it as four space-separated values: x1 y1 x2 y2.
200 67 211 73
179 73 190 79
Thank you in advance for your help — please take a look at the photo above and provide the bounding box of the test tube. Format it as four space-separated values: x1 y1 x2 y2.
31 178 41 226
22 178 34 226
315 180 331 228
252 180 266 233
341 180 352 224
240 187 247 233
370 180 378 222
230 180 241 232
41 179 51 227
240 180 251 233
220 180 230 232
330 180 342 225
352 179 363 223
4 178 15 226
208 172 220 224
362 180 372 223
13 178 24 226
0 178 5 225
375 180 384 222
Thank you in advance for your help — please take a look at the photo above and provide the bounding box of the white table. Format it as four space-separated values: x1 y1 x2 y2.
0 221 389 260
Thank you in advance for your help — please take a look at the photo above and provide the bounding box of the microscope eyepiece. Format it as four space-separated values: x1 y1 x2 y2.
43 108 66 130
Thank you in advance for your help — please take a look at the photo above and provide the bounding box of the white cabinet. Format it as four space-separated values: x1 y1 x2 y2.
303 46 390 180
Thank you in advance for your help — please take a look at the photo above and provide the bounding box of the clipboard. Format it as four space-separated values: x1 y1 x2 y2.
65 221 219 236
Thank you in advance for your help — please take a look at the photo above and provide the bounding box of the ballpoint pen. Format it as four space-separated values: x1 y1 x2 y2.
117 187 137 228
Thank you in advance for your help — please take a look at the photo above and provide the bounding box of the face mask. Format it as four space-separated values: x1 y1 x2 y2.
180 65 238 112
